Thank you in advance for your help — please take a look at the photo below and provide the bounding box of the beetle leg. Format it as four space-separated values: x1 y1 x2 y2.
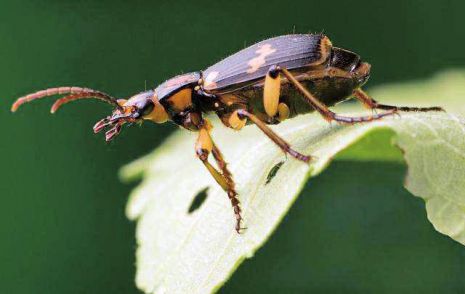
223 109 247 130
211 144 245 233
279 67 398 123
353 88 444 112
263 65 281 117
277 102 290 121
236 109 312 163
195 120 244 233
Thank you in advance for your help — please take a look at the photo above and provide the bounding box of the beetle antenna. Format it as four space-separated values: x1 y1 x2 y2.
50 92 122 113
11 86 122 112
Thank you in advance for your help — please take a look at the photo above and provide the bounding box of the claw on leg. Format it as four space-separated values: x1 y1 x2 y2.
353 88 444 113
277 67 401 124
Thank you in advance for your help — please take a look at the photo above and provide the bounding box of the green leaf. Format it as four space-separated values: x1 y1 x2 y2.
121 70 465 294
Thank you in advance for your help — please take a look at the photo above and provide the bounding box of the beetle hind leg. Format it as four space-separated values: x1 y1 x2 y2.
353 88 444 112
277 67 399 124
195 119 244 233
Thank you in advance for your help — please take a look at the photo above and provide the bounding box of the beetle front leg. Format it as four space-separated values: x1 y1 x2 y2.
195 120 244 233
278 67 398 123
353 88 444 112
211 144 244 233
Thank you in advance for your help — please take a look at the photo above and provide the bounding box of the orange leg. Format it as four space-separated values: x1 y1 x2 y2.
279 67 398 123
353 88 444 112
236 109 312 163
195 119 244 233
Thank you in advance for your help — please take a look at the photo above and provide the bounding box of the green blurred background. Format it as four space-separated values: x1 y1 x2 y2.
1 0 465 293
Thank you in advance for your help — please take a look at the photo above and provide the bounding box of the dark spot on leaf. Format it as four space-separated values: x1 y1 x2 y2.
266 161 285 185
188 187 209 213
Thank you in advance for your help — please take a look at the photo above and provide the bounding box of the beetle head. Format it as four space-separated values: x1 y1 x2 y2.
11 87 169 142
93 90 169 141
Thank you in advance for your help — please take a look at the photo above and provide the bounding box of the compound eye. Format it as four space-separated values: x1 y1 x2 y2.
140 101 155 116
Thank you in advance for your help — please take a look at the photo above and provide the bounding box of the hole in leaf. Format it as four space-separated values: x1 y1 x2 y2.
188 187 209 213
266 161 285 185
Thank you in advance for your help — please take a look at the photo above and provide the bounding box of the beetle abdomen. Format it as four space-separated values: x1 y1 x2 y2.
203 34 332 93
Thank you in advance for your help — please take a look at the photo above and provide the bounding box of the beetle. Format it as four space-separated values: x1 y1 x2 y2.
11 33 443 233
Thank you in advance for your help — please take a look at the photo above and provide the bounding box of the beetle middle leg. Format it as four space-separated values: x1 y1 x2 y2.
236 109 312 163
262 65 296 122
263 65 281 117
195 119 244 233
353 88 444 112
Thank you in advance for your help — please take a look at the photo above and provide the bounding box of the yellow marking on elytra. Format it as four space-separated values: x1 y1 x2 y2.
204 71 219 90
247 44 276 74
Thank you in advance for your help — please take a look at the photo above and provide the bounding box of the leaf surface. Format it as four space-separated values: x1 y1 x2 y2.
121 70 465 294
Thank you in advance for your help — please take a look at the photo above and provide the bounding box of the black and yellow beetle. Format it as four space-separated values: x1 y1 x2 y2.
11 33 443 233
